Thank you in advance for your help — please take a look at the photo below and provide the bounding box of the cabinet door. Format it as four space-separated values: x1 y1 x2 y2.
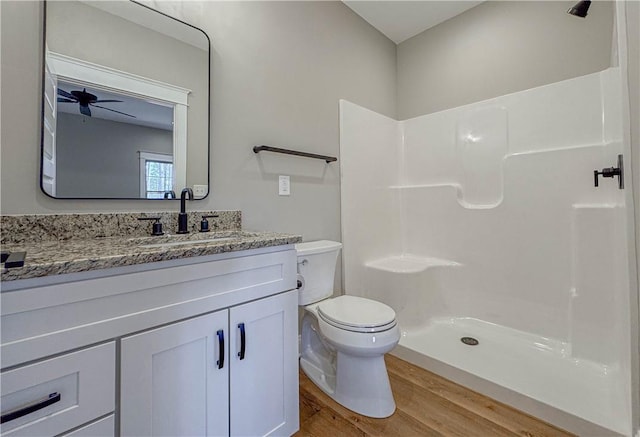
120 311 229 437
229 290 299 437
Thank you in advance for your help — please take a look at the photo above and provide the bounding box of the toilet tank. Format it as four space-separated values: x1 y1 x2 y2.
295 240 342 306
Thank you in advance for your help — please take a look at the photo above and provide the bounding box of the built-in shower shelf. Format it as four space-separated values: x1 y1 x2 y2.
365 255 461 274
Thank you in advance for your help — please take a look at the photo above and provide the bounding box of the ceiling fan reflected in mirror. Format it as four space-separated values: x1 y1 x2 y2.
57 88 136 118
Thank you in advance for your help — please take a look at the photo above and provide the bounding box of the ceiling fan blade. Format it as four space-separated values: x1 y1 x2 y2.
57 89 77 100
80 105 92 117
91 104 136 118
57 98 76 103
94 100 123 103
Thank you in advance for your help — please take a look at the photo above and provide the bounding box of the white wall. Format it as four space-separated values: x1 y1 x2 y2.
339 100 402 299
397 0 614 118
0 1 397 262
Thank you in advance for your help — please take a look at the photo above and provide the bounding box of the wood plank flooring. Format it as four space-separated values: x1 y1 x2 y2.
295 354 575 437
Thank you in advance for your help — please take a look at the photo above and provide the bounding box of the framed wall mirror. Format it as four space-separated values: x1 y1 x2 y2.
41 0 210 199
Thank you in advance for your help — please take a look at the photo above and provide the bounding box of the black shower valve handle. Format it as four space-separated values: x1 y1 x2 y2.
593 154 624 189
594 168 618 186
594 167 621 187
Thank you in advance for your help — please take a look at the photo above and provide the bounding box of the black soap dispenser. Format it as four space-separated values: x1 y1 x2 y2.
200 214 219 232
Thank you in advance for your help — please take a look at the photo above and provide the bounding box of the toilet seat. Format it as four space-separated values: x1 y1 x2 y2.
318 295 397 333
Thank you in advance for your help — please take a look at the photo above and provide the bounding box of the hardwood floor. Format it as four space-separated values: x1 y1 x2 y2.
295 354 575 437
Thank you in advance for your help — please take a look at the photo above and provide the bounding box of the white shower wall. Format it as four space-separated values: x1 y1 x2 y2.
339 103 403 292
340 67 633 434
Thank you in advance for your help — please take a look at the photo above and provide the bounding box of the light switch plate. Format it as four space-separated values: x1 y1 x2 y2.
279 175 290 196
193 185 208 199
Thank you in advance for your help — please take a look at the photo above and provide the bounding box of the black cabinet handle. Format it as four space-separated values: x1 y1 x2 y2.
216 330 225 369
238 323 246 360
1 392 61 424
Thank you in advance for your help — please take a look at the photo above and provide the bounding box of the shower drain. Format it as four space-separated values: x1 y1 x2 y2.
460 336 479 346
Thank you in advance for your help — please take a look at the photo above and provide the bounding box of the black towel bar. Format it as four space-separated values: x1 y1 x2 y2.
253 145 337 163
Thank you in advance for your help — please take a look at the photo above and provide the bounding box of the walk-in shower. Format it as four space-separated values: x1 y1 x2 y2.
339 64 635 435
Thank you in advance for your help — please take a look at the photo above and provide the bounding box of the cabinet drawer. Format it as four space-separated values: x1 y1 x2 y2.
1 343 115 437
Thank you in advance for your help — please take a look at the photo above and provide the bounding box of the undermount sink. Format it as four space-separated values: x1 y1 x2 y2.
130 231 260 248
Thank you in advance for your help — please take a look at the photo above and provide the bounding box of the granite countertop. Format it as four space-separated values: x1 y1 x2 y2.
1 230 301 282
0 212 302 282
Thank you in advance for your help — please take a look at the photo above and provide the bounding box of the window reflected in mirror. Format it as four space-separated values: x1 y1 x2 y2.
140 152 174 199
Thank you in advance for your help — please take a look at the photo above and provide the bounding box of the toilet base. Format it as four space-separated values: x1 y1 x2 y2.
300 351 396 418
300 357 336 398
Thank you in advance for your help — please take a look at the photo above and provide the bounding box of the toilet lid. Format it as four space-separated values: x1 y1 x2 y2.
318 295 396 331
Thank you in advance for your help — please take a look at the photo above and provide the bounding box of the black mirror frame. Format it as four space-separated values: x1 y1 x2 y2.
39 0 211 201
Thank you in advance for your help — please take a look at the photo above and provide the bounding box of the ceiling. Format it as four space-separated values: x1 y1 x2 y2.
57 80 174 131
342 1 484 44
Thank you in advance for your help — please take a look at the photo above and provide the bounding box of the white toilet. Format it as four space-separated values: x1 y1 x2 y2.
296 240 400 418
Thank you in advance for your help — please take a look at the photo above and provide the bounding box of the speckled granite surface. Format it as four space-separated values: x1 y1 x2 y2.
1 211 241 244
0 212 301 282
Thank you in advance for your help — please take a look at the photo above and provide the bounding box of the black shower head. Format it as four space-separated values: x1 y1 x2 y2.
567 0 591 18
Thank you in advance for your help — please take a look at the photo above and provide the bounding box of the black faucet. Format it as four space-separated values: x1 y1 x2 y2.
177 188 193 234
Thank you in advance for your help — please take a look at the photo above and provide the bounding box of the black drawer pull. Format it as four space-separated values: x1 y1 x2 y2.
216 330 225 369
1 392 61 424
238 323 246 360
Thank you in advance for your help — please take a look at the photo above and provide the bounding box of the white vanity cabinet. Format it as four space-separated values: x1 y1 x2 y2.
228 291 298 437
120 291 298 437
1 246 300 437
120 310 229 437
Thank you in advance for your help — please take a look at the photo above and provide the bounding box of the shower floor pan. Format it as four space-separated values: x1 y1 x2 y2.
394 317 629 435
